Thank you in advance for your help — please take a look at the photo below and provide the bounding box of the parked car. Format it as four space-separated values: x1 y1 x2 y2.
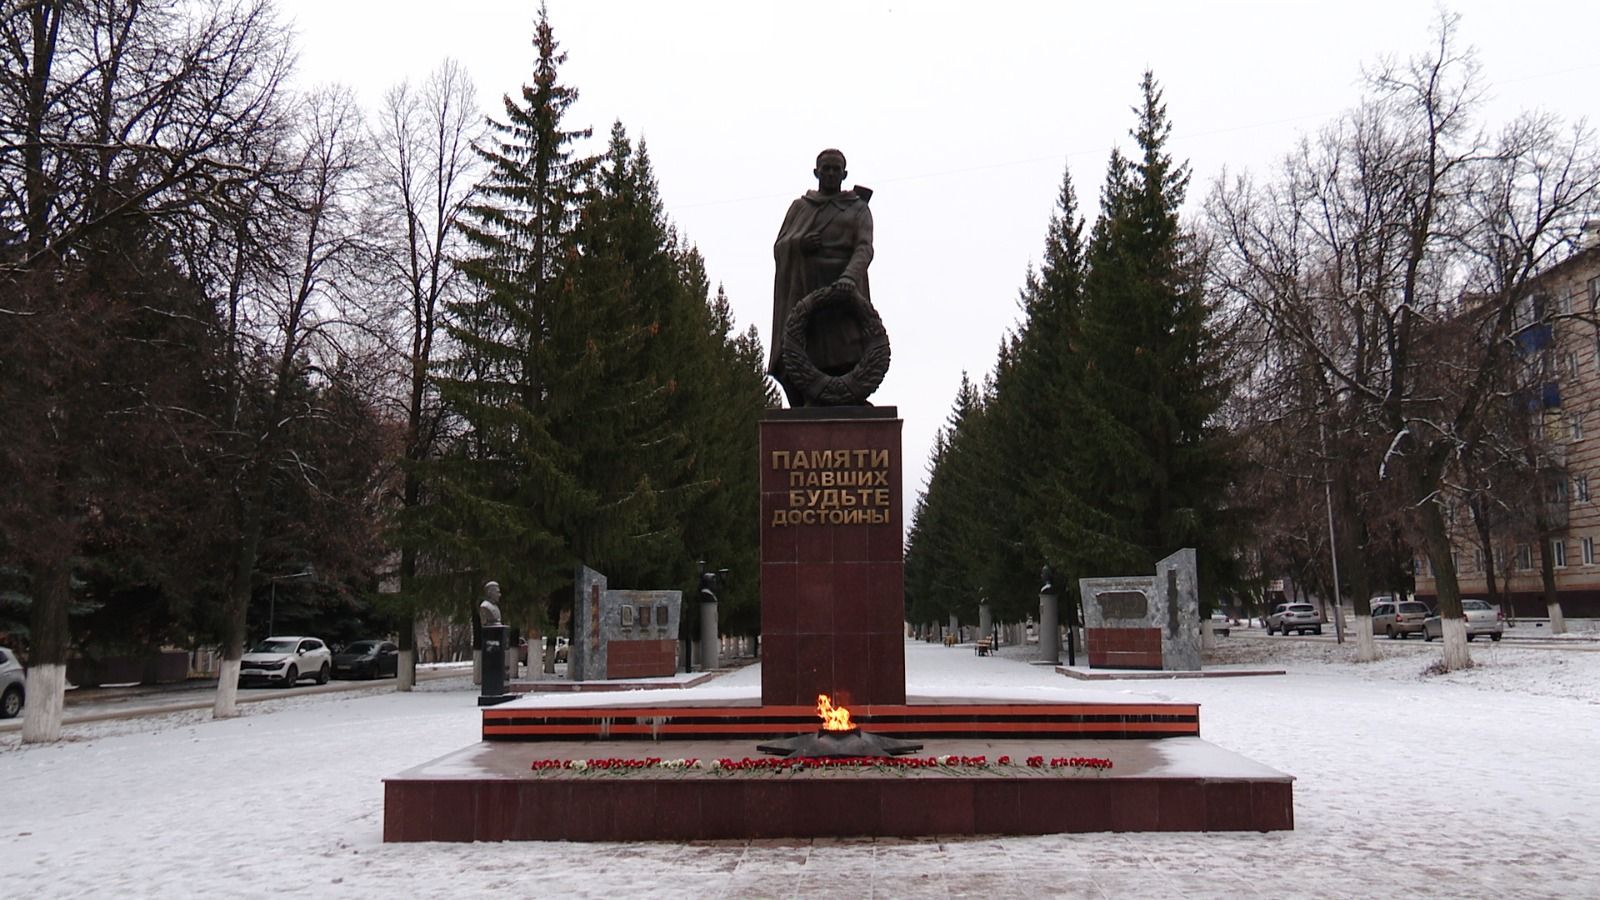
1208 611 1231 637
332 640 399 679
0 647 24 719
1266 602 1323 636
1371 600 1430 639
1422 599 1504 642
238 636 332 688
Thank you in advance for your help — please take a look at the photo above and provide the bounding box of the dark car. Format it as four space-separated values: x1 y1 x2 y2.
332 640 399 680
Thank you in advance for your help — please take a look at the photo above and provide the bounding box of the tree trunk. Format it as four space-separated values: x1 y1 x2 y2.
1469 498 1503 613
20 553 72 744
1535 534 1566 634
1334 472 1376 660
213 495 262 719
396 545 418 692
1353 614 1376 661
1532 496 1569 634
397 649 416 691
1417 499 1472 671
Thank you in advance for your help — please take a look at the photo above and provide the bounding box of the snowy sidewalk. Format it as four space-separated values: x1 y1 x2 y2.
4 638 1598 898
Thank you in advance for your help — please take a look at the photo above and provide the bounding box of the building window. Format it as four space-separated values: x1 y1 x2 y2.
1550 478 1569 504
1474 548 1486 572
1516 544 1533 570
1573 417 1585 442
1589 275 1600 310
1567 352 1581 380
1560 291 1574 315
1584 537 1595 565
1551 539 1568 568
1578 475 1590 502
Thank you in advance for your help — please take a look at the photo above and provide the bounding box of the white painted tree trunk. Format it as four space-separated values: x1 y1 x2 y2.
1354 615 1377 662
1548 602 1568 634
1440 616 1473 671
20 663 66 743
1201 620 1216 650
213 660 241 718
397 649 415 692
472 649 482 685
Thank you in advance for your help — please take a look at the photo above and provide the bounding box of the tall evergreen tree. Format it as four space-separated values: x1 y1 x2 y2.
546 126 701 587
676 285 776 638
423 2 595 628
424 45 774 649
905 374 988 630
552 127 775 640
982 163 1089 621
1045 72 1241 588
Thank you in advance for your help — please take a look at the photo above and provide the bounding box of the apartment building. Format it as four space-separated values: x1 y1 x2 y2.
1414 244 1600 618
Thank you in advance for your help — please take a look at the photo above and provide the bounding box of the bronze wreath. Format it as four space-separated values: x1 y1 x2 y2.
779 284 891 406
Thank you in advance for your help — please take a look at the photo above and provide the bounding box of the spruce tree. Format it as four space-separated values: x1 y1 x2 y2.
982 163 1089 620
1045 72 1240 587
423 2 595 625
545 125 702 588
905 374 988 631
676 286 776 638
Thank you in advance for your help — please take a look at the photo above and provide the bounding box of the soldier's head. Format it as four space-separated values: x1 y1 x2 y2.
483 581 500 601
814 149 846 194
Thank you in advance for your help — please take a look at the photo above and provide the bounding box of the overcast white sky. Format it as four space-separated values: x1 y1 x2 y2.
278 0 1600 520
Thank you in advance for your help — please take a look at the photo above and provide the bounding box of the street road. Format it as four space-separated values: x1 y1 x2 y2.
0 664 475 732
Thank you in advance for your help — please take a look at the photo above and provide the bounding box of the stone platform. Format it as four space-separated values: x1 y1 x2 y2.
480 697 1202 741
507 672 722 694
383 687 1292 841
1056 665 1287 681
383 735 1293 841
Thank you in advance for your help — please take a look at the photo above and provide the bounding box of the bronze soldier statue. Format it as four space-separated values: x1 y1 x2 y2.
769 148 886 407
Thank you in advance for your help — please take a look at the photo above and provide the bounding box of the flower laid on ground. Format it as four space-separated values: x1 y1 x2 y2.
529 754 1112 773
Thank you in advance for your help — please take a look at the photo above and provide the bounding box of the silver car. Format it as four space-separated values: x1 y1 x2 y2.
0 647 24 719
1372 600 1430 639
1423 599 1504 642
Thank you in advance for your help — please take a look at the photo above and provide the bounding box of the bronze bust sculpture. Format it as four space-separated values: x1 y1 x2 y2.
769 149 890 407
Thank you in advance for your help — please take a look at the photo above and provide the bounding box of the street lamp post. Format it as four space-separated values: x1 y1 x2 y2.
267 568 315 638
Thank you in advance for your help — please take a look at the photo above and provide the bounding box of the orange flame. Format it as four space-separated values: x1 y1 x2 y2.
816 693 853 731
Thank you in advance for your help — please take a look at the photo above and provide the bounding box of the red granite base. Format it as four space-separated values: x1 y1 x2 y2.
760 411 906 707
383 736 1293 841
481 699 1201 741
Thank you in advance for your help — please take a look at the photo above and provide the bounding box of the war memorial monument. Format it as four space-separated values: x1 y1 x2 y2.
381 151 1294 841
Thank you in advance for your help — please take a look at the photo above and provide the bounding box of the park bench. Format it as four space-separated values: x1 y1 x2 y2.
974 638 993 656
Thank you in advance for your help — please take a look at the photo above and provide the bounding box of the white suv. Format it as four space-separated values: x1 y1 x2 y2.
239 636 332 688
1266 603 1324 636
0 647 24 718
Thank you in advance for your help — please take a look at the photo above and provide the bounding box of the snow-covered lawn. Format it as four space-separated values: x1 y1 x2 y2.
3 634 1597 899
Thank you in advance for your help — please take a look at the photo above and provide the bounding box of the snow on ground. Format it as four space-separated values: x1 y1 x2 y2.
4 632 1598 899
